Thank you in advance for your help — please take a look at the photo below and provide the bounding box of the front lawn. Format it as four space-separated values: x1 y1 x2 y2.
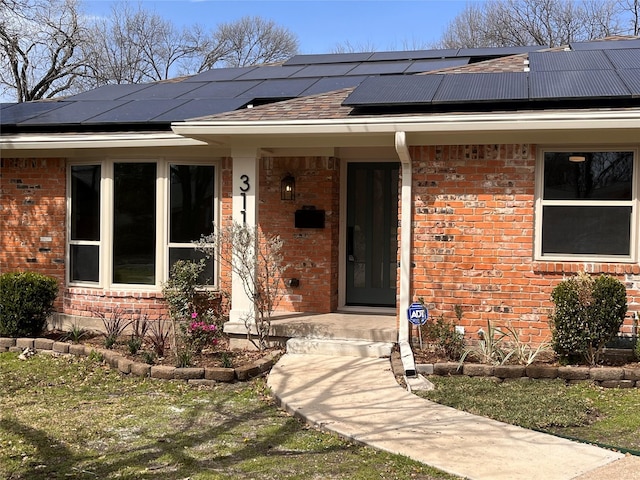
0 352 458 480
418 376 640 453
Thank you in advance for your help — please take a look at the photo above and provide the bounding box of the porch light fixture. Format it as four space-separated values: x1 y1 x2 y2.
569 155 586 163
281 174 295 201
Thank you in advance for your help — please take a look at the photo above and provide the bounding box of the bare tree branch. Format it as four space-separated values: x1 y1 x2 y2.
0 0 88 101
437 0 628 49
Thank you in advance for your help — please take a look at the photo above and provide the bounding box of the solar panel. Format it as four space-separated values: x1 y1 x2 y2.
405 58 470 73
299 76 368 96
151 98 250 121
529 71 631 99
342 75 443 106
182 66 257 82
571 39 640 51
283 52 373 66
234 65 304 80
241 78 319 98
368 49 459 61
0 102 66 125
84 99 190 124
289 63 359 78
529 50 613 71
604 49 640 70
115 82 206 100
459 45 544 57
65 83 152 101
616 69 640 95
346 61 413 76
19 100 129 125
433 72 528 103
177 80 261 99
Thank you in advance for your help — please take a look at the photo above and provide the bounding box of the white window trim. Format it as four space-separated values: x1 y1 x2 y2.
534 146 638 263
67 161 104 287
67 158 219 291
164 160 219 287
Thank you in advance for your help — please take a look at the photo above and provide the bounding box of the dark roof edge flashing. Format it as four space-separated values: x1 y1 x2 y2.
0 123 174 135
346 97 640 116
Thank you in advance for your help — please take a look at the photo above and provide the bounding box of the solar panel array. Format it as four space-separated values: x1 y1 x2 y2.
344 42 640 107
2 39 639 128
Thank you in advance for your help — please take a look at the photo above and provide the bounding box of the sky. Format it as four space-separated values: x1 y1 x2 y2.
82 0 473 54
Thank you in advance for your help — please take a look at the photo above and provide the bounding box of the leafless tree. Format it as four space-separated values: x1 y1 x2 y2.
1 1 299 100
438 0 627 48
618 0 640 34
0 0 89 101
195 16 299 71
82 2 199 87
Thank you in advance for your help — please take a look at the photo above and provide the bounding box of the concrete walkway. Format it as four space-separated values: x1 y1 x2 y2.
267 353 638 480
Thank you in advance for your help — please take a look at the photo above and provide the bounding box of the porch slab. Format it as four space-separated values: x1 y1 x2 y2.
224 312 398 344
286 337 393 358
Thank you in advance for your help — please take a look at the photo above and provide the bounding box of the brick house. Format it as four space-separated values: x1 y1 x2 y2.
2 38 640 349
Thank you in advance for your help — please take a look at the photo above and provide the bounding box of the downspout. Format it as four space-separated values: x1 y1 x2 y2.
395 131 416 377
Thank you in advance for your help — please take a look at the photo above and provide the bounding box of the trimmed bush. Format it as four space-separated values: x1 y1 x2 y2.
0 272 58 337
551 272 627 365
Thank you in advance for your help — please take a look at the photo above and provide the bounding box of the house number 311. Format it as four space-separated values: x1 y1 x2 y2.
239 174 250 224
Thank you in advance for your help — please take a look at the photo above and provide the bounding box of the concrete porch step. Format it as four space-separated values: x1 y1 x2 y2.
286 337 393 358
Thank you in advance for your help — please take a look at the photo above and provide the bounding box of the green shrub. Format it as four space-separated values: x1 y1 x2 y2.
0 272 58 337
551 272 627 365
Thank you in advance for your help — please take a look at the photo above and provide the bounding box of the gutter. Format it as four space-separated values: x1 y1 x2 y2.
395 131 416 377
172 109 640 136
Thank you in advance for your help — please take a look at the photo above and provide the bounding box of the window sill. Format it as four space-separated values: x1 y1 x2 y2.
532 261 640 275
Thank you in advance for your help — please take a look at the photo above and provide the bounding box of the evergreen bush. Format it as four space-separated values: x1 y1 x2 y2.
551 272 627 365
0 272 58 337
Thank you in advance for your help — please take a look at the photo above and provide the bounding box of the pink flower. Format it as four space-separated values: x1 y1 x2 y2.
191 312 198 319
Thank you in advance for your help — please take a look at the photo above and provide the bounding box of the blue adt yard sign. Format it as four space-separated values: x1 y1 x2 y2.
408 302 428 325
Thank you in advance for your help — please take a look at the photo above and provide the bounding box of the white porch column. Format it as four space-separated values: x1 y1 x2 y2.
228 147 260 324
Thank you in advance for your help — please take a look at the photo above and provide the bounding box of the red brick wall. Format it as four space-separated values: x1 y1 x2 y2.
3 150 638 342
0 158 66 309
259 157 339 313
411 144 639 344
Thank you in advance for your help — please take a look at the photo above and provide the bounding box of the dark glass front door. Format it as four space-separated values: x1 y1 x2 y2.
346 162 399 307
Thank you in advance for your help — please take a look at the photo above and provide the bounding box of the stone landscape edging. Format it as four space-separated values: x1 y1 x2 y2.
0 337 281 385
417 361 640 388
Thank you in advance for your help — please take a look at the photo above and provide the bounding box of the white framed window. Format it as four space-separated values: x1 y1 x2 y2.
67 159 218 289
535 148 637 262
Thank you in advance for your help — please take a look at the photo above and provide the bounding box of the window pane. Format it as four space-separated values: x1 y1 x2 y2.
542 206 631 256
113 163 156 285
71 165 100 241
170 165 215 243
169 248 215 285
70 245 99 282
544 152 633 200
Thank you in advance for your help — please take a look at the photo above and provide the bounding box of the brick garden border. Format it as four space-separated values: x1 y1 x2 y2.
415 361 640 388
0 337 281 386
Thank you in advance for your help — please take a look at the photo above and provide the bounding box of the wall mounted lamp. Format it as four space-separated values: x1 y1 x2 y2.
569 155 586 163
281 174 295 200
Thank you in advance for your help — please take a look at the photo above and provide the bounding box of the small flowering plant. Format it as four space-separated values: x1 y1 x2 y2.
182 312 220 354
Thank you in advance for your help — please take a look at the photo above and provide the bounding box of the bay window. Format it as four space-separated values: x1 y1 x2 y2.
537 150 636 261
68 160 217 288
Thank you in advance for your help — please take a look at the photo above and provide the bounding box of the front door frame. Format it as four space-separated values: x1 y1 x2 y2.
338 157 399 313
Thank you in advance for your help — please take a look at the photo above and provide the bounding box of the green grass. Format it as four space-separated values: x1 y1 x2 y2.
418 376 640 453
0 352 458 480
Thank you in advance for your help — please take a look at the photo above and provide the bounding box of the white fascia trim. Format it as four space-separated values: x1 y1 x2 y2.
0 131 208 151
172 109 640 137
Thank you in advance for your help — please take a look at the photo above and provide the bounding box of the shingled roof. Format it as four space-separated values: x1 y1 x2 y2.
3 38 640 133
